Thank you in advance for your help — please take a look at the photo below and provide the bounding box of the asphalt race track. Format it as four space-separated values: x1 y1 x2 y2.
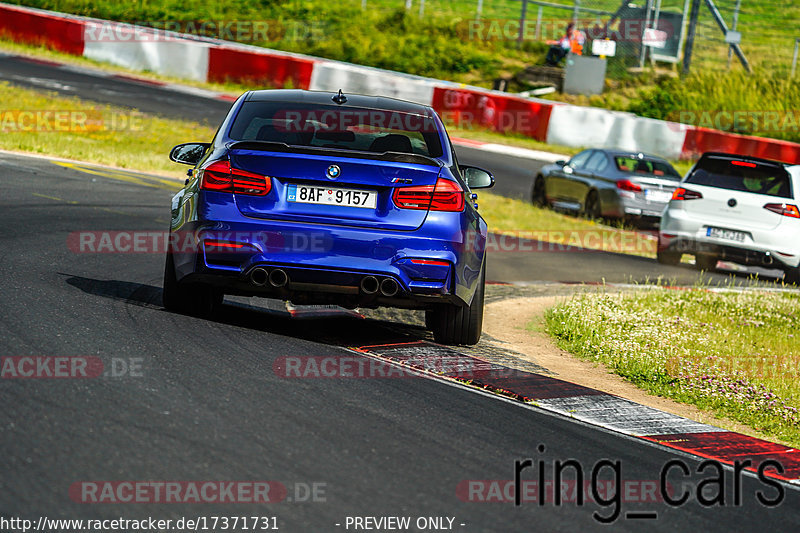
2 152 800 530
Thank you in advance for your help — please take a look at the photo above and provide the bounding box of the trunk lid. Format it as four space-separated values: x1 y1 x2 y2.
229 146 442 231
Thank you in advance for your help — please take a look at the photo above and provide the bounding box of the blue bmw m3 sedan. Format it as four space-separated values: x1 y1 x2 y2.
163 89 494 345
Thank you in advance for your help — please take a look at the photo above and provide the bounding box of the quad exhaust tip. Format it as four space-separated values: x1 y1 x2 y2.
249 267 289 288
249 267 269 286
360 276 379 295
269 268 289 288
380 277 399 297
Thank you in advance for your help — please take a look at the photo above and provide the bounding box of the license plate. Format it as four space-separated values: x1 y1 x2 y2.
706 227 746 242
645 189 672 203
287 184 377 209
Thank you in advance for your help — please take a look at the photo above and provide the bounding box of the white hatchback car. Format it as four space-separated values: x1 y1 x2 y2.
658 152 800 284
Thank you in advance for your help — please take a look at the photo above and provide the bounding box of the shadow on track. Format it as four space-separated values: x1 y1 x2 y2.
63 274 431 348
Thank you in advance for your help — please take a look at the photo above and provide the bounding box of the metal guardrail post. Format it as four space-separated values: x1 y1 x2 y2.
727 0 741 69
536 5 543 40
518 0 529 49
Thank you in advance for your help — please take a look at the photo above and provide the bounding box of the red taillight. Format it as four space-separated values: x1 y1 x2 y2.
764 203 800 218
200 160 233 192
410 259 450 266
199 160 272 196
204 240 246 249
392 178 464 212
232 167 271 195
731 160 757 168
616 179 642 192
671 187 703 201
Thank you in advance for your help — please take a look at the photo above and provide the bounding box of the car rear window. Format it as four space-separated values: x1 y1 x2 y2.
228 101 444 158
614 156 680 178
685 155 793 198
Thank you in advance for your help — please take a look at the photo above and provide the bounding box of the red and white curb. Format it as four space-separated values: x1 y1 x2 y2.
351 340 800 485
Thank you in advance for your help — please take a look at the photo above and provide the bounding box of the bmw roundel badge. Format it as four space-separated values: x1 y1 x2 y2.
327 165 341 179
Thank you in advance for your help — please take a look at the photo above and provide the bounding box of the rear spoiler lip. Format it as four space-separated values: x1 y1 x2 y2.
225 140 442 167
699 151 787 169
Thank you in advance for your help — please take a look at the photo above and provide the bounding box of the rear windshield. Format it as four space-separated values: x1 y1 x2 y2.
685 155 793 198
614 156 681 178
228 102 444 158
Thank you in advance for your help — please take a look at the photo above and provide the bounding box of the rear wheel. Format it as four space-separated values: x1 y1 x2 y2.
163 251 191 313
695 254 718 271
531 177 547 207
656 250 681 266
584 190 601 220
429 262 485 346
784 266 800 286
162 251 222 316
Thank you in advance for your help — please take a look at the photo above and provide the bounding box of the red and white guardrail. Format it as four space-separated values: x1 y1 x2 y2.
2 2 799 163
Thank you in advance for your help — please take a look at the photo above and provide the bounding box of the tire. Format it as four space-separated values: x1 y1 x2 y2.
429 261 485 346
162 250 191 313
584 190 601 220
656 250 681 266
162 250 222 317
784 266 800 286
531 177 547 207
695 254 718 271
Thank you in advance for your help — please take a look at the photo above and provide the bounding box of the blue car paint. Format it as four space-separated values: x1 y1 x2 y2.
168 91 488 309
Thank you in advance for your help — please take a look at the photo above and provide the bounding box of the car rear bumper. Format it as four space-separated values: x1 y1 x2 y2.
170 214 483 309
615 193 669 218
659 209 800 268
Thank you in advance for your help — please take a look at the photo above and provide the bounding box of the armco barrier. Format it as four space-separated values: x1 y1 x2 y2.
546 104 688 160
681 126 800 164
207 46 313 89
432 87 552 141
0 3 84 55
309 62 436 105
82 22 211 82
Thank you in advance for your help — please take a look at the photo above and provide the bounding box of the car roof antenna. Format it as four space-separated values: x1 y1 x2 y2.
332 89 347 105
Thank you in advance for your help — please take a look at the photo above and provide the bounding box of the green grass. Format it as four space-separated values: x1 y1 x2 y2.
0 81 216 174
478 191 657 257
544 288 800 447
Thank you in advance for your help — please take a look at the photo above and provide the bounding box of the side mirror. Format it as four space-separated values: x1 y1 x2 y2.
555 160 567 167
169 142 210 165
460 166 495 189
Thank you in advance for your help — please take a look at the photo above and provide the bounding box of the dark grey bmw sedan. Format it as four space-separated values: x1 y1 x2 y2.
531 149 682 221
